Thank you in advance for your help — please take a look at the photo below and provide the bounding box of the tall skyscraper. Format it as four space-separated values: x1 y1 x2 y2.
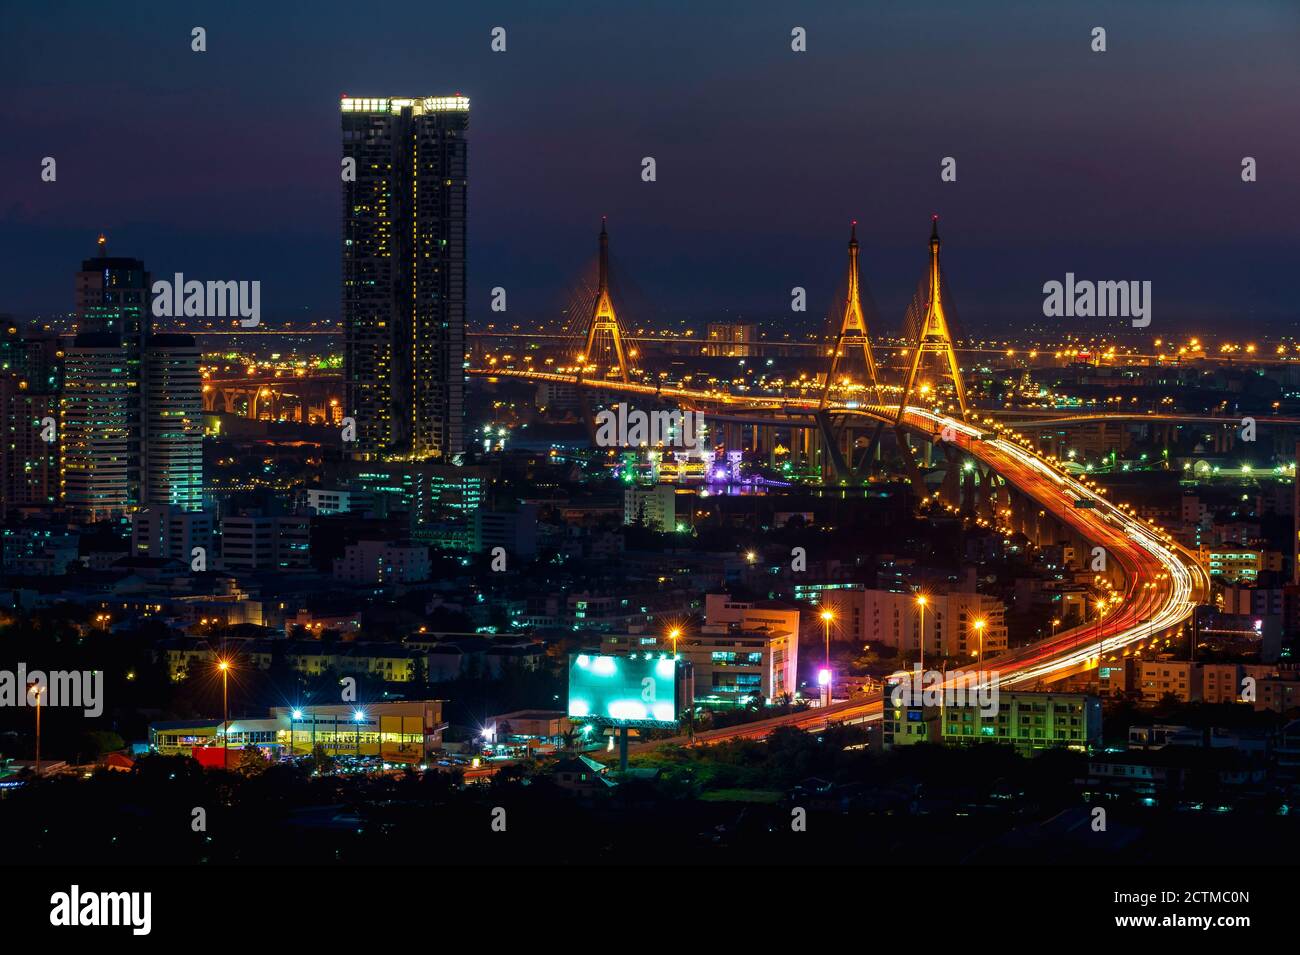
63 237 153 520
60 333 136 522
341 95 468 461
143 334 203 510
75 235 151 364
0 321 60 516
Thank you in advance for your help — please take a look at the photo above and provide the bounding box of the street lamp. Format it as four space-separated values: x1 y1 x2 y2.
915 595 928 671
290 709 303 759
668 628 682 655
973 618 986 663
1094 600 1108 680
353 709 365 759
28 683 43 777
217 660 231 765
819 609 835 704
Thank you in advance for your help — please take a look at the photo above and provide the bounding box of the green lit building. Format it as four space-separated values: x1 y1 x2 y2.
143 334 203 511
332 460 490 544
941 691 1101 753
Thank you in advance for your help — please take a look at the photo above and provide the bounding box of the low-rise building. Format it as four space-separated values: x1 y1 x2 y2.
220 513 310 572
1197 545 1263 583
472 503 538 559
149 699 445 763
940 691 1101 754
623 483 678 531
332 540 430 584
825 588 1007 660
602 608 798 707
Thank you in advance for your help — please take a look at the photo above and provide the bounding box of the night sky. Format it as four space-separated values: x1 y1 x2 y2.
2 0 1298 333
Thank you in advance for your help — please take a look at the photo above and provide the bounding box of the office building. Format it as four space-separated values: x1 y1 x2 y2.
75 236 151 361
59 240 159 522
60 333 137 522
0 321 61 517
307 487 358 515
342 95 468 460
940 691 1101 753
219 513 310 572
131 504 214 563
602 596 799 705
143 334 203 510
0 375 59 515
824 588 1007 659
1198 544 1263 583
325 460 489 541
332 539 431 584
705 322 757 357
2 524 80 575
473 503 538 559
624 483 678 531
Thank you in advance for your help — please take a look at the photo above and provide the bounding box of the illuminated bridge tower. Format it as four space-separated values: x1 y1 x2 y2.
820 221 883 409
896 216 969 423
581 217 631 384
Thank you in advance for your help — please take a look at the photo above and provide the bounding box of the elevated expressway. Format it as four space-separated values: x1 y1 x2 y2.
469 367 1210 746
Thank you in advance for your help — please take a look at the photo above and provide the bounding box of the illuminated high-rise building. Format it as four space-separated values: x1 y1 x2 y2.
0 322 60 516
63 237 153 520
341 95 468 460
143 334 203 510
60 333 136 522
75 236 151 366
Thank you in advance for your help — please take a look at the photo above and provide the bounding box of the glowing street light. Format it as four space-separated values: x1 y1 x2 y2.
973 618 986 662
915 595 928 671
668 628 682 654
29 683 43 777
217 659 232 765
290 708 303 757
819 609 835 704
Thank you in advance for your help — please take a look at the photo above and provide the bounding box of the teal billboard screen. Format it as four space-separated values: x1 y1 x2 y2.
568 653 680 727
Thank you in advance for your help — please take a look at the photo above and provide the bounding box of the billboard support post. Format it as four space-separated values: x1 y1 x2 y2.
619 726 629 774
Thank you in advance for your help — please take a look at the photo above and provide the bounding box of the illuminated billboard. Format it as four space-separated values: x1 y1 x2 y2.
567 653 685 728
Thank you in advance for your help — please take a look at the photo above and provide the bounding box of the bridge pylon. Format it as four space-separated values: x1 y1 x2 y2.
580 217 631 384
895 216 969 423
820 221 883 409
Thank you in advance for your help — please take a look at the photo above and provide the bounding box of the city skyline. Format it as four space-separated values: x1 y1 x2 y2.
3 1 1299 330
2 0 1298 916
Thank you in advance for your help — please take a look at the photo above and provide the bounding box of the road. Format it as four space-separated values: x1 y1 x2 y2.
638 405 1208 748
465 368 1209 748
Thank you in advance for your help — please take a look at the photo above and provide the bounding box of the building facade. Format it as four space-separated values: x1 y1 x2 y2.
60 333 137 522
143 334 203 510
342 95 468 461
131 504 214 563
332 539 431 584
825 588 1008 660
220 514 310 571
624 483 677 531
